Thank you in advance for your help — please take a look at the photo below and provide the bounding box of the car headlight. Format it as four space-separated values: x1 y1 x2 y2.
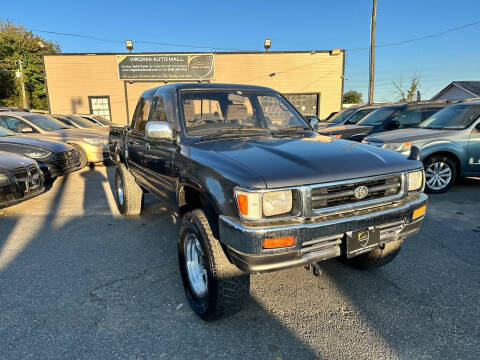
0 173 9 184
82 137 105 146
382 142 412 153
235 189 293 220
23 149 51 159
408 170 424 192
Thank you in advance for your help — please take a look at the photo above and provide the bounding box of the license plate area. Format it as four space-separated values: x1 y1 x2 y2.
346 228 381 258
25 176 40 192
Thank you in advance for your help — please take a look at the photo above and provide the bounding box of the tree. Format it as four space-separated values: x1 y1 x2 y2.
392 72 421 102
0 20 60 109
343 90 363 104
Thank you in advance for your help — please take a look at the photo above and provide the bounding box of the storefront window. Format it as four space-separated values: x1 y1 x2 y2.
89 96 112 121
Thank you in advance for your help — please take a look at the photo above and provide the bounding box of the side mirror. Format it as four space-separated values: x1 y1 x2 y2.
387 120 400 130
20 127 34 134
145 121 173 141
305 116 319 131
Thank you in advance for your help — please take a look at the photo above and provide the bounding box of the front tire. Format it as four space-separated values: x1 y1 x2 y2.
423 156 457 193
71 144 87 169
341 239 403 270
115 163 143 215
178 209 250 321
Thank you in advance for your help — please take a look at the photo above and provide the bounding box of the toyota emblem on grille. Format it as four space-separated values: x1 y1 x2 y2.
354 185 369 200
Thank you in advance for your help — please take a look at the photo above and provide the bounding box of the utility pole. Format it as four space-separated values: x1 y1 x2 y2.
368 0 377 104
18 59 28 109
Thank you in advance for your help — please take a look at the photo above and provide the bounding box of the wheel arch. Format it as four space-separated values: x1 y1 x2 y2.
422 150 462 176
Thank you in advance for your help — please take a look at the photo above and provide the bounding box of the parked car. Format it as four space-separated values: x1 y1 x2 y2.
51 114 108 132
0 151 44 209
0 126 82 179
318 101 452 141
109 83 428 321
363 100 480 193
77 114 113 127
0 112 108 165
318 104 383 129
318 106 361 127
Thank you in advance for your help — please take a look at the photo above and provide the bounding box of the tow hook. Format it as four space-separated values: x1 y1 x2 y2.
305 263 322 276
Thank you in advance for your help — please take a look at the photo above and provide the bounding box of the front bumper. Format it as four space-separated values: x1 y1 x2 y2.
219 193 428 274
0 174 45 209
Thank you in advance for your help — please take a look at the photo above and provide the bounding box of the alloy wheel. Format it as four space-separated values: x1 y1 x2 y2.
425 161 452 191
185 232 208 297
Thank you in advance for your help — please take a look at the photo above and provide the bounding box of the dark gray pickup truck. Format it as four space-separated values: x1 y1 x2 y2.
109 83 428 321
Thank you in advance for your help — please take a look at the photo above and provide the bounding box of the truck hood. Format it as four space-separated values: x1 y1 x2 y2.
0 151 35 172
365 128 454 144
317 124 374 138
0 135 70 152
191 134 420 188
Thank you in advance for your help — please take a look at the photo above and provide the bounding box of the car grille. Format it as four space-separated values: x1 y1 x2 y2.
311 174 403 212
51 149 81 170
11 165 38 180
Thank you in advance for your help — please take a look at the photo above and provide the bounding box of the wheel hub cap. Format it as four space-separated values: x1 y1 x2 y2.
116 176 124 205
425 162 452 190
185 233 208 297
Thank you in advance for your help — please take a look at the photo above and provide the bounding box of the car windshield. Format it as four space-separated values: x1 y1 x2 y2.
358 107 398 126
83 115 111 126
0 126 15 137
64 115 95 128
327 107 357 123
182 90 309 136
24 114 67 131
419 105 480 130
345 108 376 124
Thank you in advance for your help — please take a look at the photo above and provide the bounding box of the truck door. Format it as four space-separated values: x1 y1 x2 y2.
467 120 480 175
126 96 151 185
142 95 178 206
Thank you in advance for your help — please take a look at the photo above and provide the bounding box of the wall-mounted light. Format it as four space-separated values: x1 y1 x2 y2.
125 40 133 53
264 39 271 52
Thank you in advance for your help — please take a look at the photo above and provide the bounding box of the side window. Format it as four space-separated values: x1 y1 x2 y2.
422 108 441 121
0 116 35 133
132 97 152 132
392 109 422 128
151 96 167 123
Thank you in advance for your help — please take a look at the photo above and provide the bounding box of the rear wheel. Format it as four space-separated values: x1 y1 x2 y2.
341 239 403 270
115 163 143 215
423 156 457 193
178 209 250 321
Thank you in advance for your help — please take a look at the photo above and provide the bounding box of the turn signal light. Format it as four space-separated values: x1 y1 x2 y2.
237 193 248 216
263 236 295 249
413 205 426 219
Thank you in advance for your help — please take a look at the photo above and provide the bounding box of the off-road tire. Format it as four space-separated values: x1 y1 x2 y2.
115 163 143 216
423 156 457 194
71 144 88 169
178 209 250 321
342 239 403 270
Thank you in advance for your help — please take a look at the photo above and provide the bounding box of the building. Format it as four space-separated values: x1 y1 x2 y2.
431 81 480 100
43 50 345 124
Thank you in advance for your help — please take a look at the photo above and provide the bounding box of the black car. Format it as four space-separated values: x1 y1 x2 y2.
0 126 82 179
110 83 428 321
318 101 453 141
0 151 44 209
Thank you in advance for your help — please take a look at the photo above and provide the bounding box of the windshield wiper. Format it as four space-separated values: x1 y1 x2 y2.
271 126 313 135
200 127 269 141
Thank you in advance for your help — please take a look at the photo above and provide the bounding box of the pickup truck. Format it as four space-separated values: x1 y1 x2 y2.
109 83 428 321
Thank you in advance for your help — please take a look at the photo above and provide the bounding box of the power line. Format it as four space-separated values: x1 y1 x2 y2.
347 19 480 52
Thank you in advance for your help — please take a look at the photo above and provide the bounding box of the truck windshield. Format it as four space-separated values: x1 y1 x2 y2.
24 114 68 131
358 107 398 126
419 105 480 130
182 90 309 136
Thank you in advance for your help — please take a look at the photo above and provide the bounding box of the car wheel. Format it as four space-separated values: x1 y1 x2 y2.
423 156 457 194
71 144 87 169
178 209 250 321
341 239 403 270
115 163 143 215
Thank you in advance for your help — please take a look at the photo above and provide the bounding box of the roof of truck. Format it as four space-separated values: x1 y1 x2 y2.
151 83 278 92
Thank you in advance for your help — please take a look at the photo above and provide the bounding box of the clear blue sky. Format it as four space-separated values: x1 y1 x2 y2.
4 0 480 101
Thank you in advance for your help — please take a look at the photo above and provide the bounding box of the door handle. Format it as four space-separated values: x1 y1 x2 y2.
145 143 151 151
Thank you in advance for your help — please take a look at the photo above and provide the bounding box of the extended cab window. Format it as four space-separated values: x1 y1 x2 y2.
151 96 167 122
182 90 307 136
133 97 152 132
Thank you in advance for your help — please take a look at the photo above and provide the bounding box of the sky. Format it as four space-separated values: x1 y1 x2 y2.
2 0 480 102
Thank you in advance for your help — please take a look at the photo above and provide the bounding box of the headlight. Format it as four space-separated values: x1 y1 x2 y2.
24 150 51 159
0 173 9 183
382 142 412 153
408 170 424 192
235 189 293 220
82 137 105 146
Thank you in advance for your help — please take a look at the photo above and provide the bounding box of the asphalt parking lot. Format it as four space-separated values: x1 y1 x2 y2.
0 165 479 360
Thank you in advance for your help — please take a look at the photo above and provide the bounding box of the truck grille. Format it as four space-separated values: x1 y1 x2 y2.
51 149 81 170
311 174 403 212
301 234 343 255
